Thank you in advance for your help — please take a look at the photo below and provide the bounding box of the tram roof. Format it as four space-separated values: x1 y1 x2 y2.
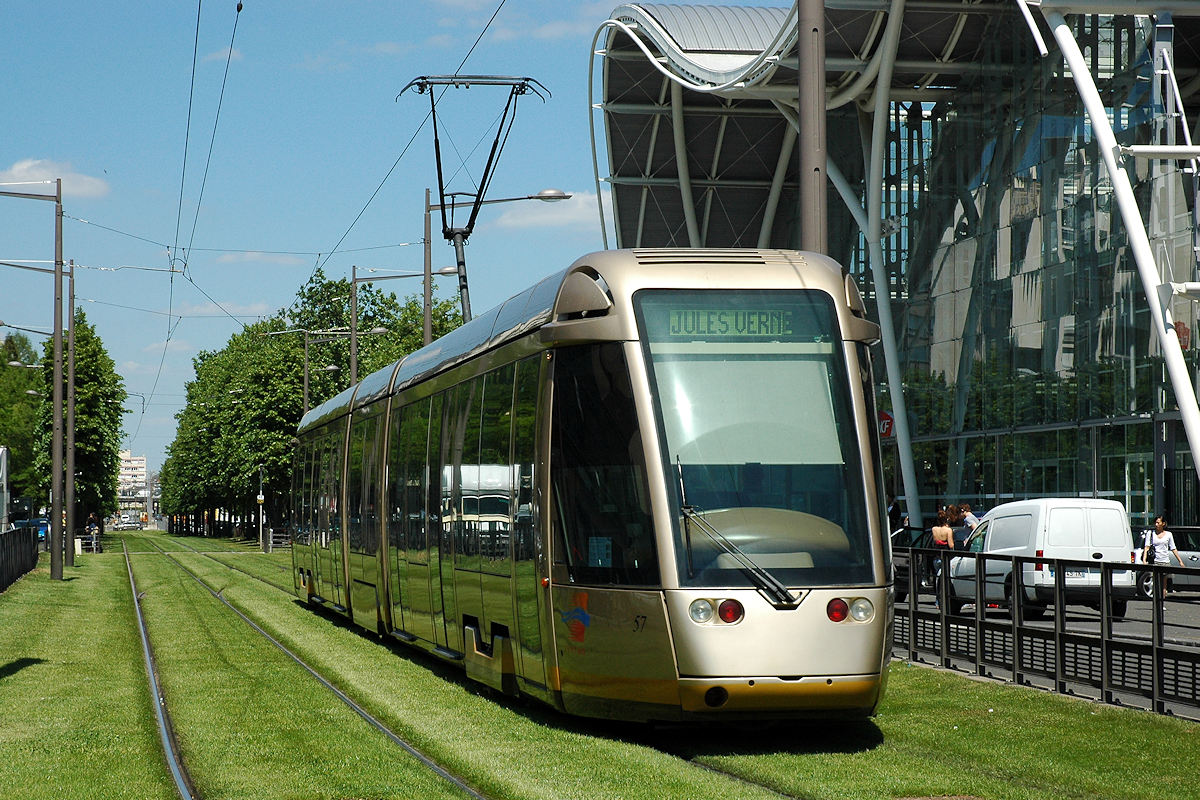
596 2 1200 249
297 268 566 434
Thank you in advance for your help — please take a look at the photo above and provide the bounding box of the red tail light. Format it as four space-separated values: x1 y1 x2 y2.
717 599 744 624
1035 548 1044 572
827 598 849 622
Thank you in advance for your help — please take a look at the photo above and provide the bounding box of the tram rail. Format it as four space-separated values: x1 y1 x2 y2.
130 537 491 800
122 541 199 800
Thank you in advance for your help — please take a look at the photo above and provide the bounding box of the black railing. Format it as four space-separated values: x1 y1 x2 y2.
893 547 1200 720
0 527 38 593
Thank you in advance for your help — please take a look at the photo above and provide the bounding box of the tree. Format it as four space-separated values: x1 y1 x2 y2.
32 309 126 522
0 332 42 502
160 273 462 536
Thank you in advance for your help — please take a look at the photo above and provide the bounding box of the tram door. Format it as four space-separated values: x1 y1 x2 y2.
398 397 436 644
314 433 345 609
433 383 466 656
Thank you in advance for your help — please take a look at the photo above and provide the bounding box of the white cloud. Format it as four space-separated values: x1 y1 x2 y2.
203 47 243 63
488 191 606 233
0 159 109 199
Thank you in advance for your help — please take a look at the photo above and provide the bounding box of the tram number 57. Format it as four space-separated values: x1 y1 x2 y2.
632 615 647 632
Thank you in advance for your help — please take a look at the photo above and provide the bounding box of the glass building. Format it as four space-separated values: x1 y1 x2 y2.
594 3 1200 527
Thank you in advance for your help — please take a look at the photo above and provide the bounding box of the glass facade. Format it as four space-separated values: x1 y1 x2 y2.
849 15 1200 526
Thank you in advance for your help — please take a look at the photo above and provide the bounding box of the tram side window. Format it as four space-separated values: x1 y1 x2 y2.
551 344 658 586
325 429 344 545
301 442 316 546
348 419 366 551
460 377 485 571
479 364 516 572
358 413 382 555
426 393 445 556
390 398 430 556
512 356 539 563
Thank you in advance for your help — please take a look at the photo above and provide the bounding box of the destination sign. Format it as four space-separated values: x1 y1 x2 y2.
667 309 794 338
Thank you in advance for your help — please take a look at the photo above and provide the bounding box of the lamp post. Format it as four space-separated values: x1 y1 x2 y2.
350 264 456 380
425 187 571 322
263 328 348 414
0 178 65 580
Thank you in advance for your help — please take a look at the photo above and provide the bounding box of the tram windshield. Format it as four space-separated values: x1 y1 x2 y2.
634 289 875 589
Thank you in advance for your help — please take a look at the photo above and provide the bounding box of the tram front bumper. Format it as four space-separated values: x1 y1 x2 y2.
678 674 883 714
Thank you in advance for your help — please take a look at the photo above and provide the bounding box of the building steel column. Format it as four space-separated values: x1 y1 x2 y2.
797 0 827 254
670 81 702 247
1042 9 1200 491
758 121 798 248
861 0 922 527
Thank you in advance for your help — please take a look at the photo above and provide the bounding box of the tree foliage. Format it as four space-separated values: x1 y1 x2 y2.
31 309 126 519
0 332 42 501
159 270 462 529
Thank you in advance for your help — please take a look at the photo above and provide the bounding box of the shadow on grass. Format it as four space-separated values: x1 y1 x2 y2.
292 598 884 758
0 657 47 682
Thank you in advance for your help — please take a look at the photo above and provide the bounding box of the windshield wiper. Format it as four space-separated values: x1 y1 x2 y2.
676 459 798 609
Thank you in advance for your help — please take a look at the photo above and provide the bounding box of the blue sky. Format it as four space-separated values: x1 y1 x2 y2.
0 0 652 472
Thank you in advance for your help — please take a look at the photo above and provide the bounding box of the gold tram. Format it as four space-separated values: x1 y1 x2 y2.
290 249 893 722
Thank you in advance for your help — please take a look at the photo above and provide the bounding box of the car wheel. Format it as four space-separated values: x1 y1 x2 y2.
1138 571 1153 600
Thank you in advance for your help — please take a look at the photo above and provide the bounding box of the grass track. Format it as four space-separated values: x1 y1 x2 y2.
0 549 175 800
2 529 1197 799
127 544 466 800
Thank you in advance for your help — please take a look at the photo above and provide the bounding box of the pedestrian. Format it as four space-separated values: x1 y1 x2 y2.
929 509 955 604
961 502 980 529
1143 515 1185 594
887 494 903 533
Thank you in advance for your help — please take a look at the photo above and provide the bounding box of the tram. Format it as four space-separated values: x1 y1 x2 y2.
290 248 893 722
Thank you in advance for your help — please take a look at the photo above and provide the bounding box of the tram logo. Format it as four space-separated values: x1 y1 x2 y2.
559 592 590 643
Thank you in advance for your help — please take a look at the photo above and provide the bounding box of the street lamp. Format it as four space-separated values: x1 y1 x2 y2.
425 187 571 322
263 327 349 414
350 263 457 380
0 178 66 580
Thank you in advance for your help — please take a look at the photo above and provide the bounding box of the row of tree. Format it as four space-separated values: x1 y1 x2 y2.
158 270 461 535
1 310 127 525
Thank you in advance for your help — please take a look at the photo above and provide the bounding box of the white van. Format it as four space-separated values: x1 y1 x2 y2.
947 498 1138 618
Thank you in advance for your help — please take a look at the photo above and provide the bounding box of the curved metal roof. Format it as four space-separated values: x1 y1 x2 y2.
594 2 1200 252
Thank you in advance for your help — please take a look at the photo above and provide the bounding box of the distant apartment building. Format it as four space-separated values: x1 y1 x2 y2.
118 450 147 512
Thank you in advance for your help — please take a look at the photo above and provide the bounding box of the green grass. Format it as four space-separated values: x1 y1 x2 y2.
0 550 176 800
127 547 465 800
2 529 1197 800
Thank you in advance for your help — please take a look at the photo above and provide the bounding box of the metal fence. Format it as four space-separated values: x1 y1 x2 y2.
893 548 1200 720
0 527 38 594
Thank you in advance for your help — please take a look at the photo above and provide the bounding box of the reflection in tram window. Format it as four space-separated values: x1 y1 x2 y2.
551 343 659 586
635 289 873 588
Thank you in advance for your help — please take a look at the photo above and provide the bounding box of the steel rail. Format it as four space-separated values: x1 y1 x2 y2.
142 538 490 800
123 542 199 800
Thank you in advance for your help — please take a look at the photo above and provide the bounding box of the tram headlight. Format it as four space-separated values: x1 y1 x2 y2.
849 598 874 622
688 599 715 624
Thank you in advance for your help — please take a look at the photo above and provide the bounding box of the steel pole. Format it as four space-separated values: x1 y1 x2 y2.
65 261 76 566
1044 9 1200 493
51 178 63 580
350 265 359 385
451 229 472 322
302 331 310 415
797 0 827 254
424 189 433 345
